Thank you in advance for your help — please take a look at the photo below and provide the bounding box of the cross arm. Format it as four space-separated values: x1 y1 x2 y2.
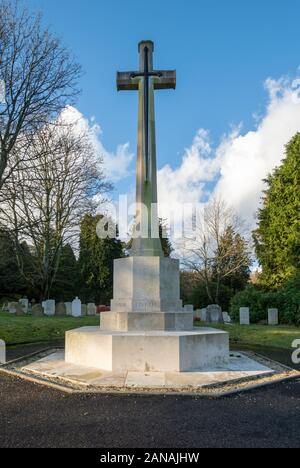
153 70 176 90
117 72 139 91
117 70 176 91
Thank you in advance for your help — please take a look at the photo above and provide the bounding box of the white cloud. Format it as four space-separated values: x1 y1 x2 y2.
60 106 134 183
60 71 300 240
157 129 220 221
157 71 300 229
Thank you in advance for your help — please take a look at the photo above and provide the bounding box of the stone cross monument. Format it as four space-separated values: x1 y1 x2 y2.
65 41 229 373
117 41 176 256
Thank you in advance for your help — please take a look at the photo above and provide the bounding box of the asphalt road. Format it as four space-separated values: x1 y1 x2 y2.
0 372 299 448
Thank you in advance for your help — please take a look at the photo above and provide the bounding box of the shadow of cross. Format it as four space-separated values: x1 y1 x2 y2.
116 41 176 257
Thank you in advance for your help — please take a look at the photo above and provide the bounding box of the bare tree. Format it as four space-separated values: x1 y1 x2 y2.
1 117 110 300
181 198 252 304
0 0 81 191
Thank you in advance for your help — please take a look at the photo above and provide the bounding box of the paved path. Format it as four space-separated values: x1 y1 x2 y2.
0 372 299 448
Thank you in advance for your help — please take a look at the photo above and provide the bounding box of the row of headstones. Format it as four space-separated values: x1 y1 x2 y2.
42 298 98 317
6 297 98 317
184 304 279 325
184 304 230 324
239 307 279 326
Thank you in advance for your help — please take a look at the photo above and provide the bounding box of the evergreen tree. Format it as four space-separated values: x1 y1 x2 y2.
78 214 125 304
214 226 251 296
51 244 79 301
254 133 300 288
0 229 28 300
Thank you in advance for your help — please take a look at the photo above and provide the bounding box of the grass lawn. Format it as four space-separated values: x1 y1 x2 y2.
0 312 99 346
196 322 300 351
0 312 299 351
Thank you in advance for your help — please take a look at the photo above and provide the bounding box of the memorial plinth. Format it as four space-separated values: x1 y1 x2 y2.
65 255 229 371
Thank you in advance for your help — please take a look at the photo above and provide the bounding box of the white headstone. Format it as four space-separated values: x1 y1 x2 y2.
268 308 278 326
72 297 81 317
87 303 96 316
207 304 223 323
240 307 250 325
44 300 55 316
19 298 29 314
8 302 17 314
65 302 72 316
8 302 23 315
200 308 207 321
0 340 5 364
223 312 231 323
184 305 194 313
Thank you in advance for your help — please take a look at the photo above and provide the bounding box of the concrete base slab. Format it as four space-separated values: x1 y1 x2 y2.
65 326 229 372
21 350 275 391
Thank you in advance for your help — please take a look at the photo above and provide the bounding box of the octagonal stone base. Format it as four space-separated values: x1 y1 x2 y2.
101 311 194 332
65 327 229 372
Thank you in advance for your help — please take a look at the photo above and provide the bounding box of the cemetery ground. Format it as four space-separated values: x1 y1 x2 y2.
0 312 98 346
196 322 300 371
1 312 299 448
0 310 299 361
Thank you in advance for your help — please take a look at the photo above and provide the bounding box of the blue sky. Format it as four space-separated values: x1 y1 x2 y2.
26 0 300 226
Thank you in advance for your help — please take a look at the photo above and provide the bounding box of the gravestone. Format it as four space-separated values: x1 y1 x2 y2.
55 302 66 316
8 302 24 316
19 298 29 314
200 308 207 322
15 304 25 316
223 312 231 323
72 297 81 317
87 303 96 316
65 303 72 316
8 302 18 314
44 300 55 317
0 340 5 364
240 307 250 325
207 305 223 323
268 308 278 326
81 304 87 317
32 304 44 317
184 305 194 313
